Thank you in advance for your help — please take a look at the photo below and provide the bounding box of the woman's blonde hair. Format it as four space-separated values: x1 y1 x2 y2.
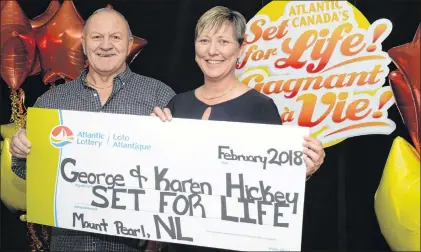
195 6 247 45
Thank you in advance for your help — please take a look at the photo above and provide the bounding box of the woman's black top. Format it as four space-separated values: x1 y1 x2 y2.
164 89 281 252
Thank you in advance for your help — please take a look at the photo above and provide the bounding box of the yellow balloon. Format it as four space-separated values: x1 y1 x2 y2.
1 123 18 139
375 136 420 251
0 138 27 211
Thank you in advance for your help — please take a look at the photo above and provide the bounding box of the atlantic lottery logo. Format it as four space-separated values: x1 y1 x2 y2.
50 125 74 148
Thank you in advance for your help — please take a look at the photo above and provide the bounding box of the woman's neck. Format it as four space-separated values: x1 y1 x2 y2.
202 73 238 97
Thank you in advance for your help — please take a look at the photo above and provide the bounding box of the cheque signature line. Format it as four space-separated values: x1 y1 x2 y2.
206 230 276 241
74 204 221 220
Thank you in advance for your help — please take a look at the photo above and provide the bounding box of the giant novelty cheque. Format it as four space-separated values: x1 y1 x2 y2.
26 108 308 251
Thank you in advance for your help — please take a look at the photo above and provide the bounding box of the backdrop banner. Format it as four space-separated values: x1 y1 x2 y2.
236 0 395 147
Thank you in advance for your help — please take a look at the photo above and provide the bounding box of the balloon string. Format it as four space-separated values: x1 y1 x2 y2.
27 223 43 252
41 225 50 249
9 88 27 130
19 88 27 119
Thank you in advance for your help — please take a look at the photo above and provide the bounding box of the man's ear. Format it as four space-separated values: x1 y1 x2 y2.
127 39 134 56
82 37 86 55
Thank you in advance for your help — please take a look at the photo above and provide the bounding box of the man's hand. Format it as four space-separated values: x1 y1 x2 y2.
10 129 31 159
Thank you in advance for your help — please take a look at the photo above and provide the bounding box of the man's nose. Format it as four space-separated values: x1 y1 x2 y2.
99 37 113 50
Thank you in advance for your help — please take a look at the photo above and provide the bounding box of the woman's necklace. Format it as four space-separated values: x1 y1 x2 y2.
200 82 238 100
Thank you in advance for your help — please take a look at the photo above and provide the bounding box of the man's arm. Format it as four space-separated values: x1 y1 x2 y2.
156 81 176 108
11 97 48 180
11 156 26 180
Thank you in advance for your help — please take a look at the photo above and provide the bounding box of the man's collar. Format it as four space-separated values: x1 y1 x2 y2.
80 65 133 87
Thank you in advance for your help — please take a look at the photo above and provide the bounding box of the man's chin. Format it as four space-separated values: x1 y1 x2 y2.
97 67 116 73
90 63 126 75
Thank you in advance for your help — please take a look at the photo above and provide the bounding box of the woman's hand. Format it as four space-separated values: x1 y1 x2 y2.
151 107 172 122
303 135 325 178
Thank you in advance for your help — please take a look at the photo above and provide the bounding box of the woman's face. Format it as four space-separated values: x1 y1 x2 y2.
195 23 243 81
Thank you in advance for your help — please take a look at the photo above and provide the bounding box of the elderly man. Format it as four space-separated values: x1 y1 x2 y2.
9 8 175 252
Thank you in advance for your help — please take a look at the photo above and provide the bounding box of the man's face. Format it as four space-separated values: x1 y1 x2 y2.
82 11 133 75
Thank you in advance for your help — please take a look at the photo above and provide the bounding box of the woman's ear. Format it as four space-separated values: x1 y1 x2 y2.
238 42 246 59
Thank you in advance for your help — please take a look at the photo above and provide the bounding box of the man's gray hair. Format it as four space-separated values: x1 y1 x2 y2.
82 8 133 39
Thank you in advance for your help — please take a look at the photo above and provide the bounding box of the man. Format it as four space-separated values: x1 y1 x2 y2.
10 8 175 252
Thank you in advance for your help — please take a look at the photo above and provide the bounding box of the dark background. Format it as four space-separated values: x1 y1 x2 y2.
1 0 420 251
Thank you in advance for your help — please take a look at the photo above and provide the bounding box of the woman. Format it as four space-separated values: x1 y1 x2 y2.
152 6 326 252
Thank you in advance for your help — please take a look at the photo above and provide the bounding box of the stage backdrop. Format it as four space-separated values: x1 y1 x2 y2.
1 0 420 251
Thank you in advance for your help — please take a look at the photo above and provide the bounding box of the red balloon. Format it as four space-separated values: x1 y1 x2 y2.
35 0 86 84
0 0 36 90
61 23 86 82
128 36 148 64
29 0 61 76
415 24 421 40
30 0 61 31
388 24 421 153
30 48 42 76
389 70 420 153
